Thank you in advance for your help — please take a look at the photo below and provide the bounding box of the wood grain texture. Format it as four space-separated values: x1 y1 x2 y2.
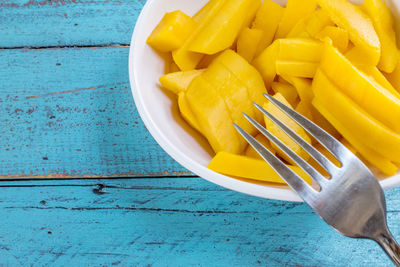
0 46 189 177
0 177 397 266
0 0 145 47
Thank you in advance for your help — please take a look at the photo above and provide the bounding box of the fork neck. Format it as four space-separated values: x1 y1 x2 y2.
375 229 400 266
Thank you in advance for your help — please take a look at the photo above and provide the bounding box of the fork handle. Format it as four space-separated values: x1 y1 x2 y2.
376 230 400 266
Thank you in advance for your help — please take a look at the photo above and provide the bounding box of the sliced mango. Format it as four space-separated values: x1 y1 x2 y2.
312 70 400 161
310 106 342 140
197 52 222 69
253 40 280 88
317 0 381 65
281 76 313 104
316 26 349 52
320 40 400 132
189 0 260 55
193 0 221 22
169 62 180 73
245 133 276 160
264 93 312 165
276 61 318 78
343 46 374 68
362 0 399 73
159 69 205 94
278 38 323 62
178 92 201 132
306 9 334 37
345 51 399 97
252 0 285 55
281 73 340 139
147 11 196 52
172 0 226 70
202 61 257 136
287 18 311 38
271 82 298 107
276 0 318 38
214 49 267 122
385 53 400 91
186 75 246 154
313 98 398 176
237 28 263 62
295 100 313 121
208 152 313 185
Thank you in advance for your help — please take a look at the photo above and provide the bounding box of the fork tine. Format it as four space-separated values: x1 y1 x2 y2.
263 93 353 164
254 103 337 175
243 113 328 187
234 123 316 198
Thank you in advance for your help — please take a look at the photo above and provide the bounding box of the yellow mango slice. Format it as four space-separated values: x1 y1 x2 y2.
277 74 341 139
241 0 262 30
281 75 313 104
316 26 349 52
276 61 318 78
312 70 400 161
277 75 292 85
313 98 398 176
252 0 285 55
271 82 298 107
276 0 318 38
253 40 279 88
287 18 311 38
197 52 222 69
320 40 400 132
186 75 246 154
162 52 174 74
306 9 334 37
193 0 220 22
189 0 260 55
310 106 342 140
317 0 381 65
362 0 399 73
244 133 275 160
264 93 312 165
343 46 374 68
147 11 196 52
169 62 180 73
213 49 267 122
202 61 257 136
159 69 205 94
172 0 226 70
385 53 400 91
237 28 263 62
364 67 398 97
278 38 323 62
345 51 399 97
295 100 313 121
178 92 201 132
208 152 313 185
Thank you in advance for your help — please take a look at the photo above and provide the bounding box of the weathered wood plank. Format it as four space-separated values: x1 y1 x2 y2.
0 0 145 47
0 177 397 266
0 47 189 177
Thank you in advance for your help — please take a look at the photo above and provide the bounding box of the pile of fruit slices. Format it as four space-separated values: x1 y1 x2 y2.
147 0 400 184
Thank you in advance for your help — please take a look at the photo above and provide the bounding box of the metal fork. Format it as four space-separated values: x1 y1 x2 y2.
234 93 400 266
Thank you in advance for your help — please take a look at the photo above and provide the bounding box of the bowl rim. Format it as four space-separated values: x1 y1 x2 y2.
128 0 400 202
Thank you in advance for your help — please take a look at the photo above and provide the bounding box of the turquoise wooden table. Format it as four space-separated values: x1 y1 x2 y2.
1 1 399 266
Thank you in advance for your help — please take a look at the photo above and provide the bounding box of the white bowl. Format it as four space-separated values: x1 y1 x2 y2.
129 0 400 202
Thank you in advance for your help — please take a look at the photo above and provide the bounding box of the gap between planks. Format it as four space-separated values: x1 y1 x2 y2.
0 43 130 50
0 176 198 187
